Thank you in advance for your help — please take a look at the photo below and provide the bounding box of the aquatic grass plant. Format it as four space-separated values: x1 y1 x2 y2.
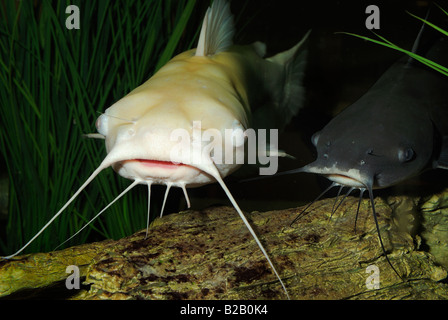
0 0 201 255
340 5 448 76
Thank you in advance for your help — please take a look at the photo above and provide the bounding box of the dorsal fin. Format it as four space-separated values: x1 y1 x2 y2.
196 0 234 57
406 7 432 66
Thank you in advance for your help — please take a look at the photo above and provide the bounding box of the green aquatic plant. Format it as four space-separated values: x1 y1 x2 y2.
0 0 200 255
341 5 448 76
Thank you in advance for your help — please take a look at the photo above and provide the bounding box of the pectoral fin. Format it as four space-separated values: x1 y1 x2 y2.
262 145 296 159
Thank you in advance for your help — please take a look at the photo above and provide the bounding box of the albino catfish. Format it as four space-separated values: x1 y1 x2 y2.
2 0 309 298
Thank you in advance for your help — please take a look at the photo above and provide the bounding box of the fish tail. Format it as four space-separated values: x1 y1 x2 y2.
251 30 311 131
268 30 311 127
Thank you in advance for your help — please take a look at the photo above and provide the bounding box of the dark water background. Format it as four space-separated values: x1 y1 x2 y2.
187 0 448 212
1 0 448 234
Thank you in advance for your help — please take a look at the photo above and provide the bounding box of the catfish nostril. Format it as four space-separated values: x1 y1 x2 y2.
96 114 108 136
311 131 320 146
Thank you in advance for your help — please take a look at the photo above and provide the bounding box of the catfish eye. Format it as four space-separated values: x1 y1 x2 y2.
398 147 414 163
311 131 320 147
96 114 108 137
230 120 246 148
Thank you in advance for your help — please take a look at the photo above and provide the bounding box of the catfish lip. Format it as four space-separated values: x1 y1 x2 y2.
324 173 367 188
128 159 200 173
113 158 213 186
303 163 368 188
134 159 185 169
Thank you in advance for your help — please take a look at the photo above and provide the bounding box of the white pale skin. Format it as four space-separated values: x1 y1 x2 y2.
97 47 258 189
2 0 310 299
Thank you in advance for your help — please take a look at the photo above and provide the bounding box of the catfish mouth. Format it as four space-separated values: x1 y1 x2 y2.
134 159 193 170
300 162 371 189
324 173 367 188
113 158 212 187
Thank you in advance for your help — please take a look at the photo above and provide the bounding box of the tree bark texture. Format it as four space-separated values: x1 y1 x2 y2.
1 189 448 300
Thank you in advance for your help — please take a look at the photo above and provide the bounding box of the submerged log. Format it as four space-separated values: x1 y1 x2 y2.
1 190 448 300
0 240 114 298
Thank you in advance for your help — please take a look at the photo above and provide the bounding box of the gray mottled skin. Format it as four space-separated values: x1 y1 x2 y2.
288 36 448 280
305 37 448 191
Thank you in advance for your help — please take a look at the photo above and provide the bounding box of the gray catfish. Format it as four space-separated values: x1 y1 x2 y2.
287 29 448 277
303 38 448 192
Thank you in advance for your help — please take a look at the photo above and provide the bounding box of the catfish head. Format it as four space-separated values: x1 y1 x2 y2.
304 98 435 191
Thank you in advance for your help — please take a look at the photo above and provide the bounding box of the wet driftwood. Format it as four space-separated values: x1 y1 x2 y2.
1 190 448 300
0 239 115 298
